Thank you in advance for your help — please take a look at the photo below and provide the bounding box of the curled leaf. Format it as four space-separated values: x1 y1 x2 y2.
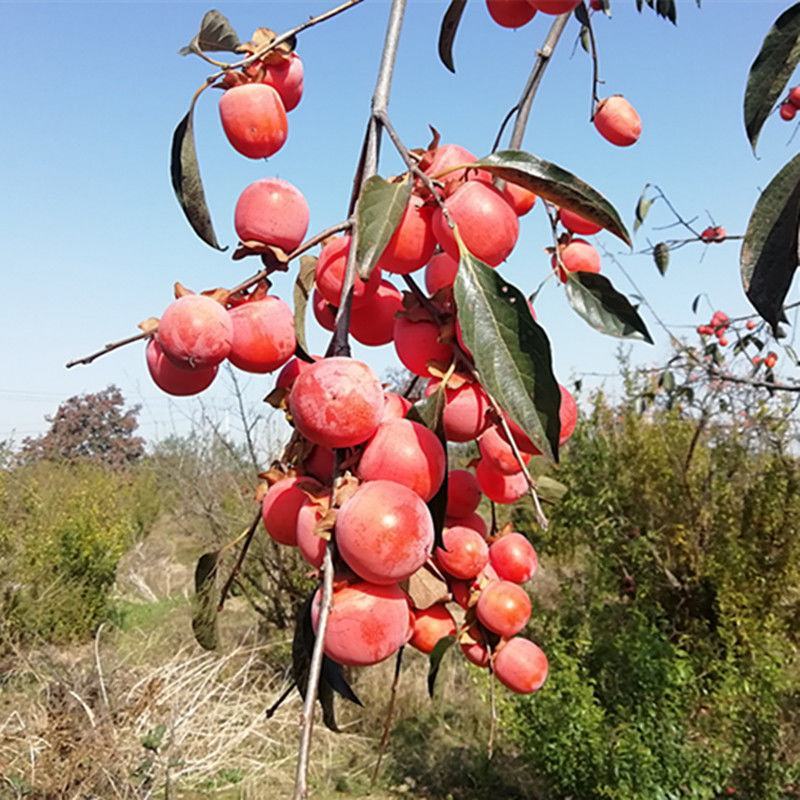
438 0 467 73
179 9 241 56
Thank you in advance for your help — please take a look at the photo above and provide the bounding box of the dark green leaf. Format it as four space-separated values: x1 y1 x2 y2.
574 2 590 26
293 255 317 353
438 0 467 73
579 26 591 54
653 242 670 275
171 100 225 250
744 3 800 153
408 387 448 548
691 294 702 314
454 243 561 462
191 551 220 650
656 0 676 24
322 657 363 707
659 370 676 391
141 724 167 752
740 152 800 332
472 151 631 247
565 272 654 343
355 176 411 280
427 635 455 698
179 9 240 56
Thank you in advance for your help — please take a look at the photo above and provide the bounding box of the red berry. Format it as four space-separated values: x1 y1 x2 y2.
289 357 384 448
311 582 413 667
446 469 482 518
425 251 460 294
432 181 519 267
379 195 437 274
262 476 320 546
393 317 454 377
594 95 642 147
435 525 490 580
559 208 603 236
493 637 548 693
410 604 456 654
315 236 381 309
476 579 531 637
349 280 404 346
780 101 797 121
358 419 446 501
262 52 304 112
489 533 538 583
486 0 537 29
145 338 217 396
219 83 287 159
745 319 757 331
234 178 309 253
228 297 296 374
336 479 434 584
157 295 233 369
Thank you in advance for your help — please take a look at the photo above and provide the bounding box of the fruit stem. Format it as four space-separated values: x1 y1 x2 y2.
370 646 404 785
508 12 571 150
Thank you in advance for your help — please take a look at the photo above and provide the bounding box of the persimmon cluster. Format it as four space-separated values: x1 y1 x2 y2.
779 86 800 122
142 32 593 694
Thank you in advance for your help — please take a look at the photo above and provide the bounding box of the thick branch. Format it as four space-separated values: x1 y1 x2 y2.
293 4 408 799
508 13 571 150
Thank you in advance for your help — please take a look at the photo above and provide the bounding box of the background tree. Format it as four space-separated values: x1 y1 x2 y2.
19 385 144 469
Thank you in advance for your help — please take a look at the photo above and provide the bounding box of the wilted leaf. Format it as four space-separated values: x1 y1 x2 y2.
407 566 450 610
180 9 240 56
171 98 225 250
293 256 317 353
740 152 800 332
191 551 220 650
438 0 467 73
633 186 654 234
322 657 363 707
427 635 456 698
653 242 670 275
454 243 561 462
408 386 448 547
355 176 411 280
565 272 654 343
744 3 800 153
471 151 631 247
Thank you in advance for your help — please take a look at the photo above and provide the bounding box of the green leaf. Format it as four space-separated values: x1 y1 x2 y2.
691 294 702 314
355 176 411 280
536 475 568 504
427 635 455 698
141 724 167 752
472 151 631 247
653 242 670 275
191 551 220 650
565 272 654 343
293 255 317 353
659 370 676 391
171 99 225 251
744 3 800 153
438 0 467 73
408 388 448 549
179 9 240 56
740 152 800 332
454 243 561 462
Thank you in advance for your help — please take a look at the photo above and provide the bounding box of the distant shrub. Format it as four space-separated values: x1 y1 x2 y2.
0 461 160 643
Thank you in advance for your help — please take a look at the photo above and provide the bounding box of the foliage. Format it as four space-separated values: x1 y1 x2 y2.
0 460 160 644
19 385 145 470
507 385 800 799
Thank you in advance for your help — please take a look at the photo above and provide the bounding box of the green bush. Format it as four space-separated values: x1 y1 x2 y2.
506 393 800 800
0 461 160 644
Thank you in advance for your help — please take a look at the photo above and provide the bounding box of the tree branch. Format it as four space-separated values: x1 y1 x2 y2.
66 331 149 369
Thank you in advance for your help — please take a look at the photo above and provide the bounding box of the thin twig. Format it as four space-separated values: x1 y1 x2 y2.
66 331 149 368
508 13 571 150
228 220 351 298
487 666 497 760
266 682 297 719
371 646 404 785
217 510 261 612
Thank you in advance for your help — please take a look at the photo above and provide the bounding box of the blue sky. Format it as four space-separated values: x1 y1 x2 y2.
1 0 796 444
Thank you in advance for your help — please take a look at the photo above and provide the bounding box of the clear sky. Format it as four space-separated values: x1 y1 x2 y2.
1 0 796 444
